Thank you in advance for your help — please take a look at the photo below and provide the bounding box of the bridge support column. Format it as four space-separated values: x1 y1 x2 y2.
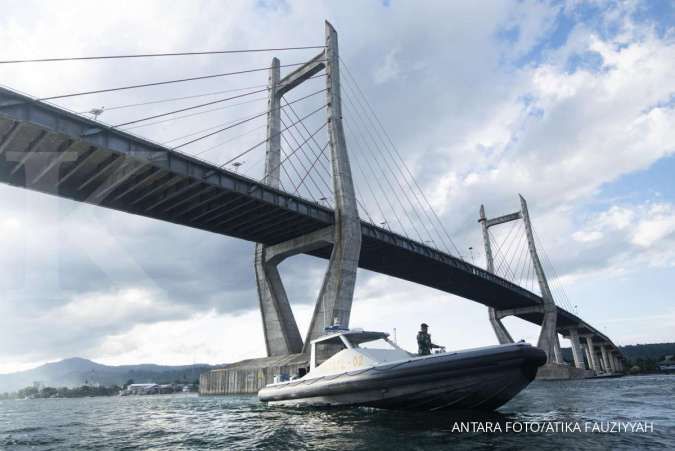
478 196 563 364
597 351 606 372
254 22 361 357
604 346 616 373
568 327 586 369
255 57 303 356
601 344 612 373
477 197 563 364
553 334 563 364
479 205 514 344
584 336 600 372
302 22 362 351
520 195 560 364
582 343 592 369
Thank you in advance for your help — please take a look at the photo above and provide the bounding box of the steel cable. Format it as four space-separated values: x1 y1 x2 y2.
38 61 322 101
340 58 465 259
0 46 326 64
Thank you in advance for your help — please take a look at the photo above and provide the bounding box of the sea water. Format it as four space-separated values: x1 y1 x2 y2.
1 375 673 450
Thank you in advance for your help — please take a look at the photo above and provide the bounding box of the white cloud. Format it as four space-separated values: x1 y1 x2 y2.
373 49 401 84
573 205 635 242
631 204 675 248
572 229 603 242
563 201 675 286
95 309 270 367
58 288 183 327
503 0 562 58
417 5 675 237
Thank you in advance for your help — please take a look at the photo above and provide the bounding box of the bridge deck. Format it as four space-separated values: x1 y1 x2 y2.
0 86 619 353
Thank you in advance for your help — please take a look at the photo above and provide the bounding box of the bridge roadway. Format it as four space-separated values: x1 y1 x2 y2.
0 86 620 355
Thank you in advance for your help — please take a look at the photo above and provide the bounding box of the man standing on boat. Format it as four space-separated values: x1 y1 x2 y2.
417 323 442 355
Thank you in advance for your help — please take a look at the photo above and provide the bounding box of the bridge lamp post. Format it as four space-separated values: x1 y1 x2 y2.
380 221 389 230
232 161 244 173
469 246 475 265
88 106 105 120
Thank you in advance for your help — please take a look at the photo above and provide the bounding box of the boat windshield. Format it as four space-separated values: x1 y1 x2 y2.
354 338 396 350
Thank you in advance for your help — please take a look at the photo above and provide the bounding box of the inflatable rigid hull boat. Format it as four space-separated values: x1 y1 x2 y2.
258 329 546 411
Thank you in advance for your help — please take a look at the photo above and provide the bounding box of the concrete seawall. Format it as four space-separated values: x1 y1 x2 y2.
199 354 308 395
536 363 595 380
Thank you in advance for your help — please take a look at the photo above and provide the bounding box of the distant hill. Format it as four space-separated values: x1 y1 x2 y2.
618 343 675 361
0 357 219 393
561 342 675 364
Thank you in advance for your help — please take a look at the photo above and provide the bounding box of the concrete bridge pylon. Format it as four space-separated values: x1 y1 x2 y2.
478 195 562 365
566 327 587 369
479 205 514 345
584 336 601 372
255 22 362 357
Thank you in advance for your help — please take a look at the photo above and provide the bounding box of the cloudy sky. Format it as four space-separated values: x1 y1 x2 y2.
0 0 673 373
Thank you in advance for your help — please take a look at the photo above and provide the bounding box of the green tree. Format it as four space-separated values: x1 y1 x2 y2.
40 387 58 398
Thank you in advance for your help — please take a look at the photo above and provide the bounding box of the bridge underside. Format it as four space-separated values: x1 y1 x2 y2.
0 87 620 355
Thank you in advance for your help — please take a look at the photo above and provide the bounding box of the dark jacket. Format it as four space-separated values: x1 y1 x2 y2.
417 330 439 355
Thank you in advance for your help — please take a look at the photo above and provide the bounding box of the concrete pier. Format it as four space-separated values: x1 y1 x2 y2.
199 354 308 395
567 327 587 369
602 344 619 373
536 363 594 380
601 344 612 373
585 336 600 372
597 351 606 372
583 343 592 368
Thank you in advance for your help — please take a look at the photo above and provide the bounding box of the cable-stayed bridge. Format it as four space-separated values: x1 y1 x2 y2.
0 22 622 378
